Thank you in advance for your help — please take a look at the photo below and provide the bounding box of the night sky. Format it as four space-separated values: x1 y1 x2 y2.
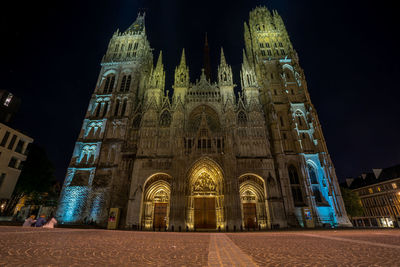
2 0 399 182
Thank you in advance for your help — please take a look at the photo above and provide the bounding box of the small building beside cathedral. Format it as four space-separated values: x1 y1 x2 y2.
57 6 351 230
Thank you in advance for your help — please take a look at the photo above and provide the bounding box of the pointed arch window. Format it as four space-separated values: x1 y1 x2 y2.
103 75 115 94
125 75 131 92
308 164 318 184
120 76 127 92
109 76 115 93
238 111 247 126
159 111 171 127
95 103 101 117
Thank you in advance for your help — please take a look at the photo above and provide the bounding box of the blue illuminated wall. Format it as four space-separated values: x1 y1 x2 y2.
303 153 337 226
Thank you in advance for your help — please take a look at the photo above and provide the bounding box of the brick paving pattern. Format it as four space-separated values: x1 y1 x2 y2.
0 227 399 266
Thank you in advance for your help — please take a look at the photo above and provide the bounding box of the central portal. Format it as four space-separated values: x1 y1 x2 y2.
194 197 216 229
186 157 225 230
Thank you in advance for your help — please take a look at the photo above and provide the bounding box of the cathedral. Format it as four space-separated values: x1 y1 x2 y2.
57 6 352 230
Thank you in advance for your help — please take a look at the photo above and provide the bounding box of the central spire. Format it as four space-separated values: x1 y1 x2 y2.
203 33 212 81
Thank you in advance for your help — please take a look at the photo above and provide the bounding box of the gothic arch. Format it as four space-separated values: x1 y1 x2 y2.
159 110 172 127
238 174 268 229
141 173 172 229
188 105 221 132
186 157 224 230
237 111 247 126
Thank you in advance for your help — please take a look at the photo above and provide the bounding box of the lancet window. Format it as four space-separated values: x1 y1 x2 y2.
103 75 115 94
79 145 97 164
120 75 131 92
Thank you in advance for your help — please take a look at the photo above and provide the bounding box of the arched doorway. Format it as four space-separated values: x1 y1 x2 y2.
141 174 171 230
239 174 268 229
186 158 224 230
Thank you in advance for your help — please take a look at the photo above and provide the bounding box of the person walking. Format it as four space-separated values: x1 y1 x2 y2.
34 215 47 227
43 217 58 229
22 215 36 227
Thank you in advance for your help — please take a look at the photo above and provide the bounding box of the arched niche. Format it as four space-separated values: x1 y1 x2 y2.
239 174 268 229
141 173 172 230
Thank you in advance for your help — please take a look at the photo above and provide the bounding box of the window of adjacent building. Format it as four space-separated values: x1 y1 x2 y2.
0 173 6 188
7 135 17 150
267 50 272 56
134 42 139 50
392 183 398 189
259 43 264 48
368 188 373 194
279 42 283 47
261 50 266 57
0 131 10 147
8 157 18 168
266 43 270 48
15 140 25 154
4 93 13 107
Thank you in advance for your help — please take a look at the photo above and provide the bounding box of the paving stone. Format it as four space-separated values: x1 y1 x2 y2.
0 227 399 266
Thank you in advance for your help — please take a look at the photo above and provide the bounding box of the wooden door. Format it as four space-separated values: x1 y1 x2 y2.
243 203 257 229
154 203 167 229
194 197 216 229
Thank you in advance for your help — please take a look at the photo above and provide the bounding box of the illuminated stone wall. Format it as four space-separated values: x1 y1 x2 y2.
57 8 351 229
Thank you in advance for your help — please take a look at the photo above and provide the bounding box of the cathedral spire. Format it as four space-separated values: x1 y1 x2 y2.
179 48 186 67
125 12 146 34
173 48 189 103
220 47 227 66
155 50 163 71
203 33 212 81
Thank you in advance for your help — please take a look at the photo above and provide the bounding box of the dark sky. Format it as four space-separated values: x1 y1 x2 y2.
1 0 399 182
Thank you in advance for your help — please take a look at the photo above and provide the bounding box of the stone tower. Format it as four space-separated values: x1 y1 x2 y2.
57 7 351 229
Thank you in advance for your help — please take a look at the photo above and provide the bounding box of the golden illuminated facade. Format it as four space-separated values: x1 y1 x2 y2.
57 7 352 230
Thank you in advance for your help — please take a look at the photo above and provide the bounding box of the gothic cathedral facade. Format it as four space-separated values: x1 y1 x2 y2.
57 7 351 230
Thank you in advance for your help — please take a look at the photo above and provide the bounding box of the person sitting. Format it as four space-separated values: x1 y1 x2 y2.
43 217 58 229
22 215 36 227
34 215 47 227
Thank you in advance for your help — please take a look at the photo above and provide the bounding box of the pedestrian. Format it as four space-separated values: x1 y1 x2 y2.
22 215 36 227
43 217 58 229
34 214 47 227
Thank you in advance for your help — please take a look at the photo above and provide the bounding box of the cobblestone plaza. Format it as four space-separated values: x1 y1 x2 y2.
0 227 399 266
